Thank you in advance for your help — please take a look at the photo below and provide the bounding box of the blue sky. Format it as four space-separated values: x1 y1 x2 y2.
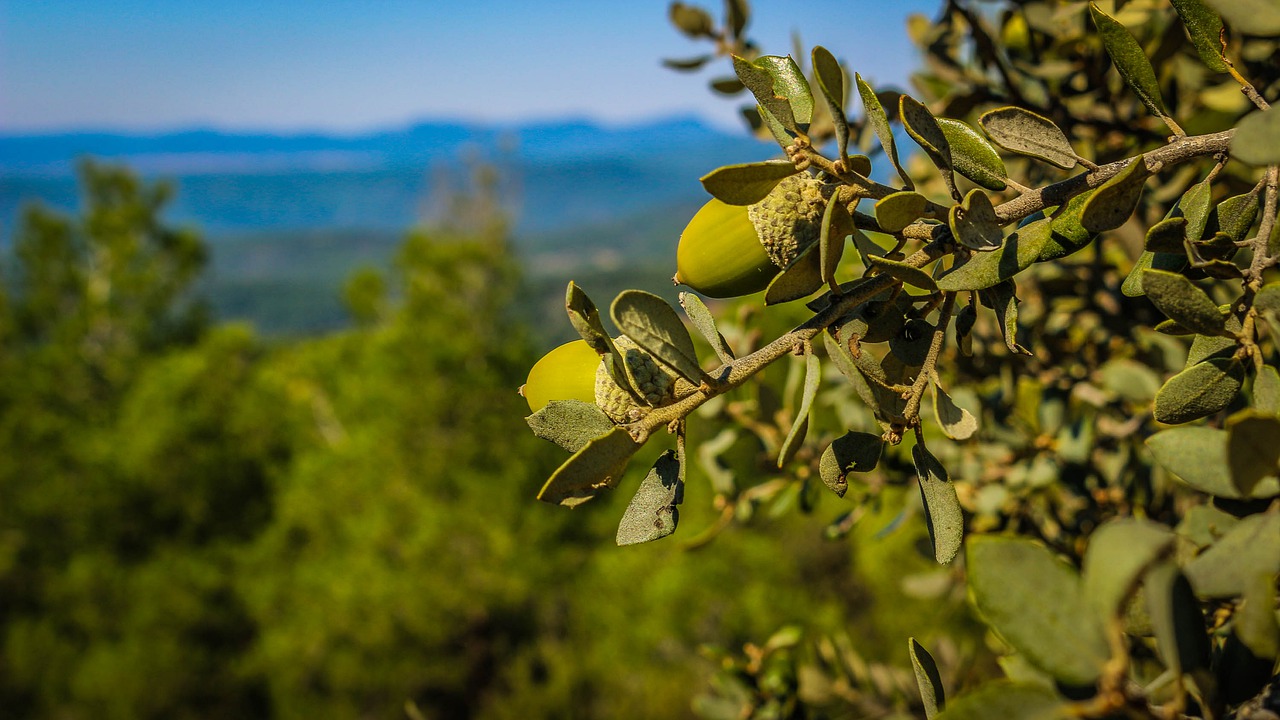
0 0 940 134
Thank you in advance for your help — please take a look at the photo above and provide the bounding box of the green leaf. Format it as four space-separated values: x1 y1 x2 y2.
1255 281 1280 316
932 374 978 440
1254 364 1280 413
616 450 683 546
1144 562 1213 676
1227 410 1280 496
811 46 850 163
868 254 939 291
857 73 913 188
612 289 706 385
1142 270 1227 336
1122 249 1186 298
949 189 1004 251
1089 3 1171 121
980 281 1030 355
733 55 812 139
1184 512 1280 598
662 55 715 71
1202 0 1280 36
778 350 820 467
1213 191 1260 242
1232 108 1280 166
1098 358 1163 403
819 431 883 498
1180 180 1214 243
900 94 958 199
1046 187 1099 248
889 318 935 369
1170 0 1229 72
764 241 824 304
909 639 945 719
933 682 1069 720
979 107 1077 169
679 292 735 364
912 443 964 565
819 192 853 291
965 536 1110 685
1237 571 1280 659
1145 217 1190 253
875 191 929 233
537 427 640 507
1081 518 1175 621
700 160 799 205
1153 356 1243 424
566 282 639 403
668 2 714 37
726 0 749 39
937 118 1008 191
1147 426 1280 498
526 400 617 452
1080 157 1152 233
938 217 1051 292
822 333 881 417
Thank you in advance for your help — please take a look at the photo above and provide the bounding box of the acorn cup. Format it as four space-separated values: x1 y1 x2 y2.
520 337 679 424
675 174 829 298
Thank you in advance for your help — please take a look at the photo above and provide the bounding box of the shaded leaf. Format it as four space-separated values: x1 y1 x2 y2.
889 318 934 369
1184 512 1280 597
857 73 913 188
1227 410 1280 496
1122 249 1186 298
668 2 714 37
537 427 640 507
909 639 945 719
932 374 978 440
819 431 883 498
764 242 824 304
700 160 799 205
1237 571 1280 659
1153 356 1243 424
567 282 639 403
966 536 1109 685
1098 358 1163 403
1232 108 1280 166
1213 191 1260 242
1080 157 1152 233
726 0 749 39
778 350 820 467
1144 562 1212 676
819 191 853 290
868 254 939 291
679 292 735 364
938 217 1050 291
912 443 964 565
1254 364 1280 413
979 106 1077 169
949 189 1004 251
811 46 850 162
1147 426 1280 498
526 400 617 453
981 281 1031 355
932 682 1068 720
1089 3 1171 121
616 450 683 546
822 333 881 416
1180 180 1214 242
937 117 1008 191
612 289 706 385
875 191 929 233
1145 217 1190 253
1081 518 1175 620
662 54 715 71
1170 0 1229 72
1045 187 1099 250
1142 269 1227 336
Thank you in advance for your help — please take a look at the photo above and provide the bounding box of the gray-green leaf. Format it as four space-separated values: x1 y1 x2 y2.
1232 108 1280 166
778 350 820 467
812 46 850 162
1142 269 1227 336
526 400 618 453
979 106 1077 169
857 73 913 188
900 94 958 199
932 375 978 440
679 292 735 364
1144 562 1212 676
965 535 1110 685
1184 512 1280 597
1227 410 1280 496
933 682 1069 720
912 443 964 565
1147 426 1280 498
819 430 883 497
1170 0 1229 72
938 217 1051 291
537 427 640 507
1153 356 1243 424
700 160 799 205
875 191 930 233
909 639 945 719
1089 3 1171 122
949 189 1004 251
616 450 683 546
1203 0 1280 36
612 289 706 385
1080 157 1152 233
1081 518 1175 621
868 254 939 291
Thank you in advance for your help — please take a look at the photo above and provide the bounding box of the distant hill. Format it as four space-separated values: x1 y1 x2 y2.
0 116 777 335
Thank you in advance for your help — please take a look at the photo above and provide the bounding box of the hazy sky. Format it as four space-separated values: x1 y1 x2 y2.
0 0 940 134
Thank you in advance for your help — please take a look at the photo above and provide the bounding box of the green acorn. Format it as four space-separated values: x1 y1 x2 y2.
594 337 678 424
520 339 601 413
675 174 830 298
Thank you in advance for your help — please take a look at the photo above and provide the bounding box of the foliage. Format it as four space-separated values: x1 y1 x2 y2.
521 0 1280 716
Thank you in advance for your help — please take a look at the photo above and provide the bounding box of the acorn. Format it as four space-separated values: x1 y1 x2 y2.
675 174 830 298
520 339 601 413
594 336 678 424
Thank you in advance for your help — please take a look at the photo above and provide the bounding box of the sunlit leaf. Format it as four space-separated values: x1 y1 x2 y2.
700 160 799 205
912 443 963 565
1232 108 1280 166
949 189 1004 251
819 192 853 290
1237 571 1280 659
857 73 913 188
1170 0 1229 72
875 191 929 233
616 450 683 546
1153 356 1243 424
1254 364 1280 413
868 254 939 291
526 400 617 453
979 106 1077 169
1227 410 1280 496
537 427 640 507
1203 0 1280 36
679 292 735 364
909 639 945 719
819 430 883 497
612 289 706 385
933 682 1068 720
938 217 1050 291
937 117 1008 191
1148 426 1280 498
1089 3 1172 122
1141 269 1227 336
900 95 958 198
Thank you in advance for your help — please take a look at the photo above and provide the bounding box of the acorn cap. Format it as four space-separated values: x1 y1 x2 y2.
747 174 829 269
594 336 677 424
520 339 601 413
